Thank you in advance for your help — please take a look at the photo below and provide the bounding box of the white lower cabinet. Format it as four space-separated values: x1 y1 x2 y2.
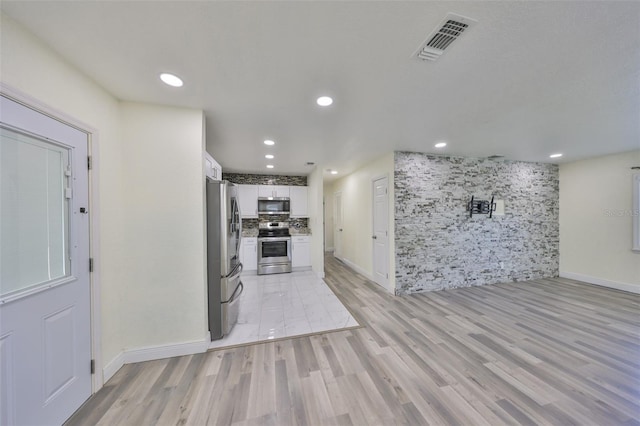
291 236 311 268
240 237 257 272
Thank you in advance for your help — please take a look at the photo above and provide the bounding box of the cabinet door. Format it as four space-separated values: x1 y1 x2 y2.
290 186 308 217
204 151 222 180
212 163 222 181
258 185 274 198
292 237 311 267
238 185 258 218
274 185 290 198
241 239 257 271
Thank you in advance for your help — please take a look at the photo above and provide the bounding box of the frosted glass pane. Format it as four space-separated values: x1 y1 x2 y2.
0 127 70 298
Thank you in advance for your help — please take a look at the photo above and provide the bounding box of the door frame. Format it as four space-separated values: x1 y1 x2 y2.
371 174 392 293
333 190 343 261
1 83 103 392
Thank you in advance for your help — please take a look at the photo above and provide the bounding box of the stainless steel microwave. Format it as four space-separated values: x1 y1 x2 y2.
258 197 290 215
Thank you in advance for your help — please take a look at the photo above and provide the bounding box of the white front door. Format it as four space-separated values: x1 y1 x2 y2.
0 96 92 426
372 176 389 291
334 191 343 260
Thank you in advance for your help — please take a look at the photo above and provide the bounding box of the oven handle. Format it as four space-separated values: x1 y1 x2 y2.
258 237 292 242
222 281 244 304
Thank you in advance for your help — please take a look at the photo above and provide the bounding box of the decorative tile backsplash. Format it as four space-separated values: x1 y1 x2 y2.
394 151 559 295
240 217 309 234
223 173 307 186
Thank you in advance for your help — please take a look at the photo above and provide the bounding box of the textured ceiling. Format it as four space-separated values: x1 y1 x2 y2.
2 1 639 179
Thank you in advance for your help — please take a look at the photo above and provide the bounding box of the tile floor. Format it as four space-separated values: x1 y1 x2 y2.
209 270 359 349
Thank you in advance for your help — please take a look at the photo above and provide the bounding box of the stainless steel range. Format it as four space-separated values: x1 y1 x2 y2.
257 222 292 275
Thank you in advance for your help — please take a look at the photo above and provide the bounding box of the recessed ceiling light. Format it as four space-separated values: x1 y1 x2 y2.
435 142 447 148
317 96 333 106
159 73 183 87
266 164 274 169
550 153 563 158
265 154 274 159
264 140 275 146
331 170 338 175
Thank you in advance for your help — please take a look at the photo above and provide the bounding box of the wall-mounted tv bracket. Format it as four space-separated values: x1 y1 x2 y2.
467 195 496 218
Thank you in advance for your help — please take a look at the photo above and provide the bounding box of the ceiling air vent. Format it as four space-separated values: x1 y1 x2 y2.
414 13 477 62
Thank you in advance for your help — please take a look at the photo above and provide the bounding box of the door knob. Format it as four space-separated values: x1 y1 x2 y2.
372 235 377 239
339 228 343 231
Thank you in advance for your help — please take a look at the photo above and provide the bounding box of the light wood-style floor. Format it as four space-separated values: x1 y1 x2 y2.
67 256 640 425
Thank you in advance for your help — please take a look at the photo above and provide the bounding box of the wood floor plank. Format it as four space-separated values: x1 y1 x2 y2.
66 256 640 425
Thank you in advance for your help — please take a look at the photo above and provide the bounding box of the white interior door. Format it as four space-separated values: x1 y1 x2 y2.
372 176 389 291
0 96 92 426
334 191 343 260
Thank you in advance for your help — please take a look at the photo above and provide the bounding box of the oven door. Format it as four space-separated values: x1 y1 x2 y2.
258 237 291 265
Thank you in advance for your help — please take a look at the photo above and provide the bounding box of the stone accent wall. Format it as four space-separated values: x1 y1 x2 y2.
223 173 306 186
394 151 559 294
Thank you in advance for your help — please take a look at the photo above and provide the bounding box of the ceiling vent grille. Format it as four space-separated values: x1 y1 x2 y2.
414 13 477 62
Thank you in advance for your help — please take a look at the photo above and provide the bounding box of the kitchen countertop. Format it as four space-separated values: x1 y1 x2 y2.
242 229 259 238
290 228 311 236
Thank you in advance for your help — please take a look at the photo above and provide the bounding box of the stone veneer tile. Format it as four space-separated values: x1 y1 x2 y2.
223 173 306 186
240 216 308 233
394 151 559 295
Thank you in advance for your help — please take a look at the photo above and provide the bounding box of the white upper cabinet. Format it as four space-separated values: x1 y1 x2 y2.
275 185 290 198
290 186 309 218
258 185 290 198
238 184 259 218
204 151 222 180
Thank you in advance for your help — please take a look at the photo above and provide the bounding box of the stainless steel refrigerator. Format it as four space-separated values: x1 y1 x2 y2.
207 179 243 340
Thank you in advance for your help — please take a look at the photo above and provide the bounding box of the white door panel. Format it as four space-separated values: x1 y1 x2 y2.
0 332 15 425
0 96 91 426
372 177 389 291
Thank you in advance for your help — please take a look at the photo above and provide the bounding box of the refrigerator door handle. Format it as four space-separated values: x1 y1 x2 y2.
226 262 243 278
222 281 244 304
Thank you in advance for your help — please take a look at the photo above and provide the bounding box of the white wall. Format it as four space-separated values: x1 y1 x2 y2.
328 153 395 291
560 150 640 292
1 14 209 381
307 166 325 278
119 103 207 349
1 12 126 367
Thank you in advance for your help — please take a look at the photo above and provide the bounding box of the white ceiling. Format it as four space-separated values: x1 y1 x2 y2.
2 1 639 179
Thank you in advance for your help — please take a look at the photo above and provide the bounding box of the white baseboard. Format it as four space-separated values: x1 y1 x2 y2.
103 351 125 383
340 257 374 281
102 338 209 383
560 271 640 294
325 247 334 252
124 339 210 364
